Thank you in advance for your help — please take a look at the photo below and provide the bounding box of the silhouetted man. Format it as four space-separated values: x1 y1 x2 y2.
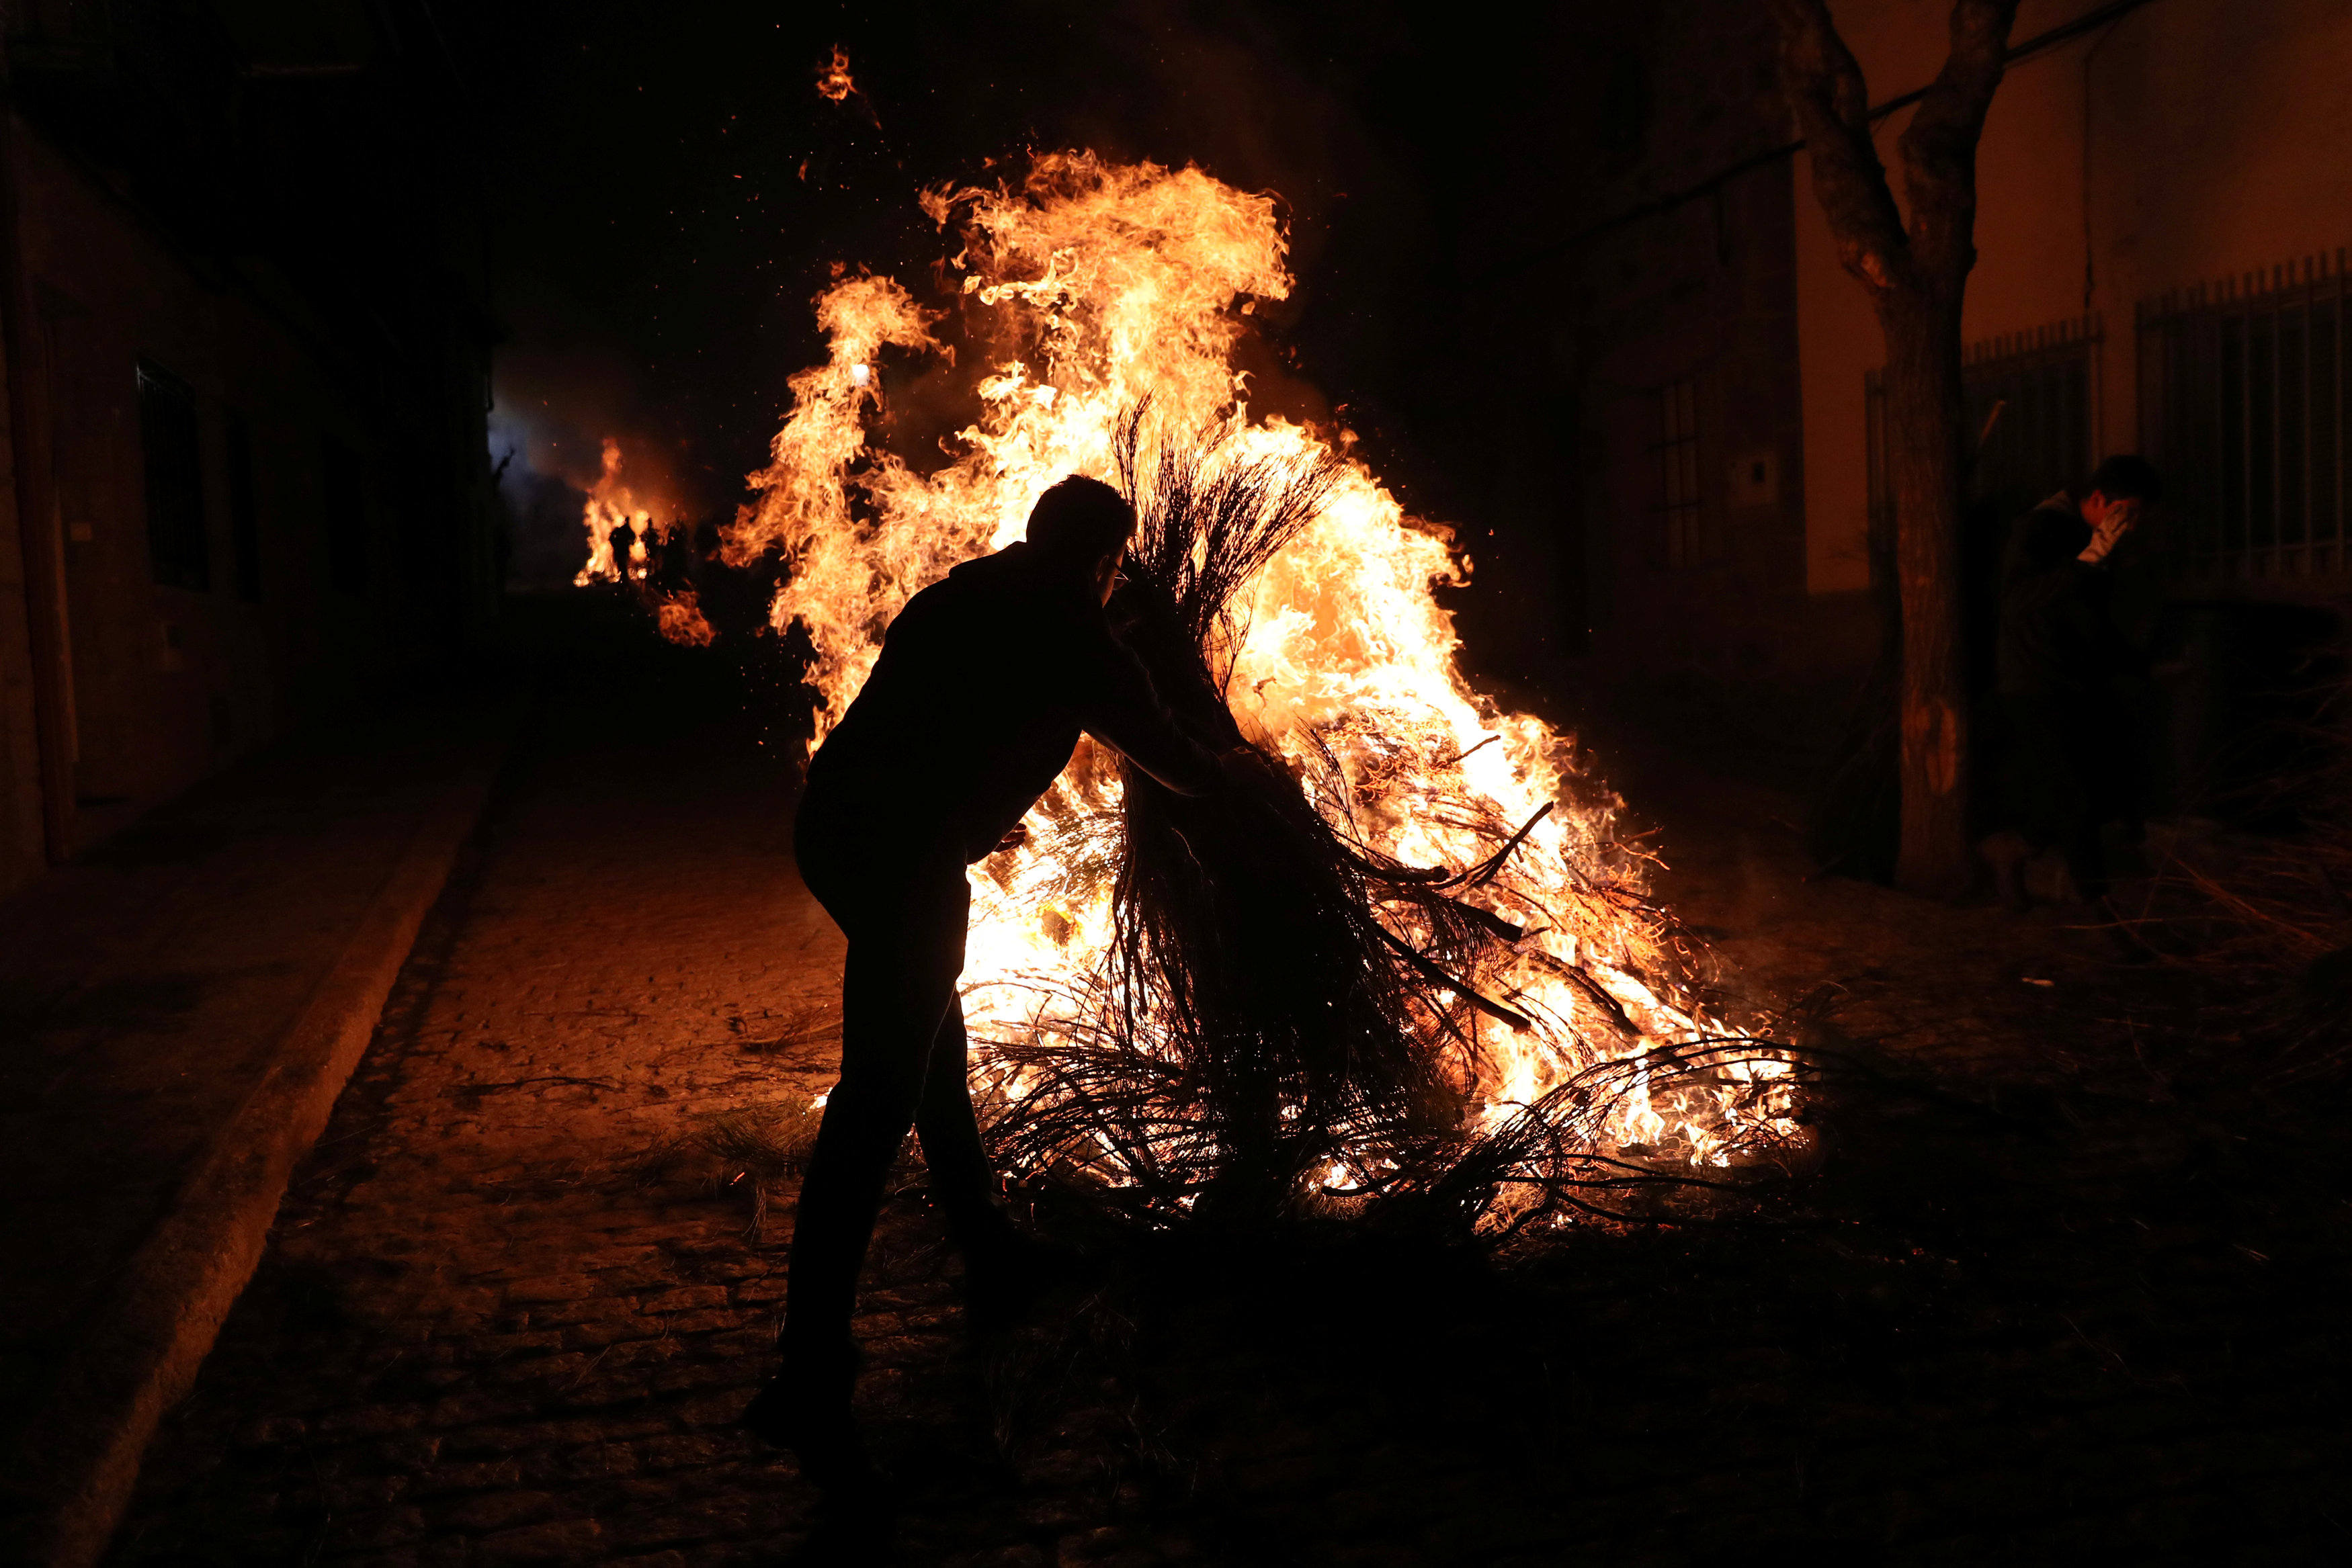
1986 454 2162 914
743 475 1220 1489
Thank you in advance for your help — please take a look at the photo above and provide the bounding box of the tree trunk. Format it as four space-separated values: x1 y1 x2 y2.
1771 0 2017 899
1880 296 1972 896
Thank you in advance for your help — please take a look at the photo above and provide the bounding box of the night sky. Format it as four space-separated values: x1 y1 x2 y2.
449 1 1599 595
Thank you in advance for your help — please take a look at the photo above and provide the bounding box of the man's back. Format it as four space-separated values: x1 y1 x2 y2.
806 542 1200 860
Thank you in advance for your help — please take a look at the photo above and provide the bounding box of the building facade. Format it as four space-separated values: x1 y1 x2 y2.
1799 0 2352 599
0 0 499 896
1562 0 2352 783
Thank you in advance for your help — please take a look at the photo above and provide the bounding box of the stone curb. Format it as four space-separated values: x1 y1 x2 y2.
20 711 526 1568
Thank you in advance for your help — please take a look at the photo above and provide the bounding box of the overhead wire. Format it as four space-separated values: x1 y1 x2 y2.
1474 0 2173 289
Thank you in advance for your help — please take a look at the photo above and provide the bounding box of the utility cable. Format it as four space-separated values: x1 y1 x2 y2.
1475 0 2173 288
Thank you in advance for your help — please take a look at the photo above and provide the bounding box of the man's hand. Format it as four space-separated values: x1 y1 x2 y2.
2077 493 2141 565
992 824 1030 854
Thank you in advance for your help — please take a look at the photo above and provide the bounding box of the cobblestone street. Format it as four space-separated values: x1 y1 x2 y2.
108 617 2352 1566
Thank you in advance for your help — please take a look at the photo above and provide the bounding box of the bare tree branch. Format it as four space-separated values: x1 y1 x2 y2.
1898 0 2023 293
1770 0 1913 300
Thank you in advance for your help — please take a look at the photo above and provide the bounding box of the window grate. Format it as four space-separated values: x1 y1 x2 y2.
227 415 261 602
1650 378 1704 569
1867 318 2099 538
323 437 366 595
138 360 208 593
2138 249 2349 580
1964 316 2099 517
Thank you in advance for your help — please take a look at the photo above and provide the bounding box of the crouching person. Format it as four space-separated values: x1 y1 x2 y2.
743 476 1220 1491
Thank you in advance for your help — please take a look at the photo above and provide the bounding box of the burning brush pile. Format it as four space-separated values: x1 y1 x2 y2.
632 152 1808 1236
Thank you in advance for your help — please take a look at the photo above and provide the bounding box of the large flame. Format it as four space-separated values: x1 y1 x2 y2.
574 437 665 588
719 152 1793 1194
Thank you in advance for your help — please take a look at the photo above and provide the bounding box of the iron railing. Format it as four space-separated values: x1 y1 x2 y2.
1865 315 2100 546
2138 250 2349 581
1650 378 1705 570
1964 315 2100 517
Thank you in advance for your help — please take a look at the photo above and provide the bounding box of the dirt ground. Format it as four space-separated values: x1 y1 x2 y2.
108 611 2352 1566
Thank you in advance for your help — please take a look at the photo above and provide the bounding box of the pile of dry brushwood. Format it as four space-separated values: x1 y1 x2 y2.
976 411 1809 1237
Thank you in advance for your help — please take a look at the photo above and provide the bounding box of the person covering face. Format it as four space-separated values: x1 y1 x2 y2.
1989 455 2162 909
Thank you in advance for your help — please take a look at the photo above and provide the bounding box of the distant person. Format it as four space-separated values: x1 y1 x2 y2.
743 476 1229 1492
648 521 689 594
1984 455 2162 915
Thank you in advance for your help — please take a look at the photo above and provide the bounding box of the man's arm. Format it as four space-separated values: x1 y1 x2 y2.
1077 642 1225 797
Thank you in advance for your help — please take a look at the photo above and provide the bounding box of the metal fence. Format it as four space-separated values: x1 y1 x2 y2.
1964 316 2099 518
1650 377 1706 569
2138 250 2349 581
1863 315 2097 558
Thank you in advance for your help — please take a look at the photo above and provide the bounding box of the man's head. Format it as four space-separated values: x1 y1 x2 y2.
1025 474 1133 603
2076 455 2163 564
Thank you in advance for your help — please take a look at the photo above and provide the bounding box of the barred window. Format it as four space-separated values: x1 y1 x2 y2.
228 414 261 602
138 360 208 591
2138 251 2348 579
1652 378 1704 569
323 437 366 595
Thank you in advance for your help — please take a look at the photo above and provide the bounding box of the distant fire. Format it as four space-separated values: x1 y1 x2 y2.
573 437 663 587
814 45 857 103
573 436 714 644
701 152 1798 1202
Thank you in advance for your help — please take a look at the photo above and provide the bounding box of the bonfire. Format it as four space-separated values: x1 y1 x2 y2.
612 151 1805 1234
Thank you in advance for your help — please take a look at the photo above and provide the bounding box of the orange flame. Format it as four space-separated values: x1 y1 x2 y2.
728 153 1796 1204
573 439 714 645
814 46 856 103
657 595 716 647
575 437 663 587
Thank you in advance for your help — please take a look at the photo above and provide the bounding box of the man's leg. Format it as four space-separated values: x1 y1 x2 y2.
2060 814 2110 902
913 992 1087 1334
912 992 1005 1244
2057 710 2111 903
752 808 967 1481
747 871 964 1483
783 916 962 1350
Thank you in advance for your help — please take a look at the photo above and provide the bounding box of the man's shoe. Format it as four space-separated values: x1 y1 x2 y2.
742 1336 876 1494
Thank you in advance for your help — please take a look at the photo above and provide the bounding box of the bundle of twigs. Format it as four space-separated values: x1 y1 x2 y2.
978 410 1810 1233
